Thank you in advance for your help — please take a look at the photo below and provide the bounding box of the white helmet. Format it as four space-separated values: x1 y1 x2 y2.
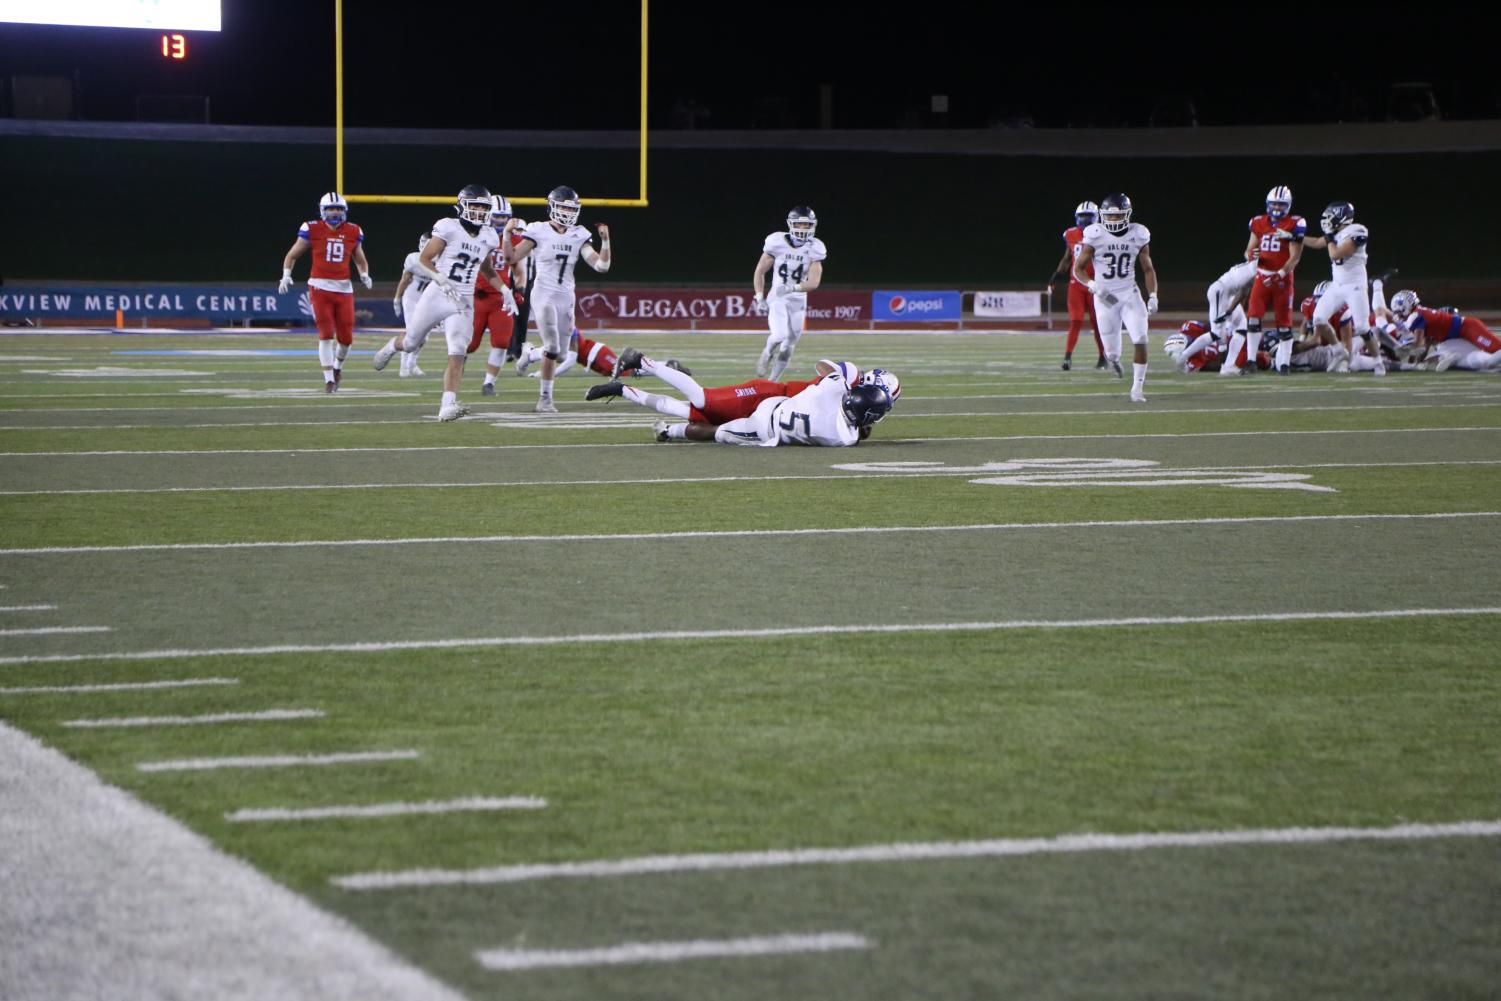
319 191 348 224
489 195 512 230
1265 185 1293 220
455 184 492 226
787 206 817 246
1390 289 1420 319
548 185 582 227
1074 201 1099 228
1313 280 1331 298
1163 332 1188 356
861 367 901 404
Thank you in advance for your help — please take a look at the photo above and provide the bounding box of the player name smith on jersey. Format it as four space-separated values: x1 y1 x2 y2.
430 218 500 296
764 232 828 294
1082 222 1150 292
522 221 595 295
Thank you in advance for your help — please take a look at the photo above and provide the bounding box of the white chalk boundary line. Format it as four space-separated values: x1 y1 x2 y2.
474 932 872 971
339 819 1501 891
0 722 467 1001
62 708 325 729
7 424 1500 457
0 604 56 611
4 510 1497 557
226 796 548 823
137 749 421 773
8 607 1501 669
4 458 1500 497
0 625 110 636
0 677 237 695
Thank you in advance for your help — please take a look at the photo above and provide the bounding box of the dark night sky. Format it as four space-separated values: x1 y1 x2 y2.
1 3 1496 129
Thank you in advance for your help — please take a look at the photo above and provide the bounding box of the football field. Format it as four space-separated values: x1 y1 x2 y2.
2 329 1499 1000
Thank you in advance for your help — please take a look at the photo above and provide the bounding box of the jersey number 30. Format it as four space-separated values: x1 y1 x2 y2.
1097 252 1133 281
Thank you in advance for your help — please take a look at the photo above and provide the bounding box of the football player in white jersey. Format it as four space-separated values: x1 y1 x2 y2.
752 206 827 380
1072 193 1159 401
1205 260 1260 376
389 233 435 378
372 185 504 421
1302 200 1382 375
712 368 889 448
504 185 611 413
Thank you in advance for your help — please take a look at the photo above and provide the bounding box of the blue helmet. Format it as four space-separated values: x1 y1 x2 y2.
1320 200 1354 236
1100 193 1133 234
842 383 892 427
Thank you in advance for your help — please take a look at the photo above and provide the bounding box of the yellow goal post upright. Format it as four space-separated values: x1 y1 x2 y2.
332 0 649 209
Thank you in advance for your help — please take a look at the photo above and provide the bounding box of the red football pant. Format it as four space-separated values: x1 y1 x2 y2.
690 379 813 424
1065 282 1101 355
578 336 618 377
1460 317 1500 352
309 288 354 345
467 293 514 354
1247 272 1294 328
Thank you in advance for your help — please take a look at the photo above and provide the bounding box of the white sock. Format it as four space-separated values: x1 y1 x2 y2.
1132 362 1146 392
334 342 349 366
665 423 688 440
644 356 706 406
1371 280 1386 312
318 340 336 367
399 352 413 375
1274 340 1294 369
539 378 554 400
1224 333 1246 369
488 348 505 370
622 386 691 418
1246 327 1262 360
441 391 456 406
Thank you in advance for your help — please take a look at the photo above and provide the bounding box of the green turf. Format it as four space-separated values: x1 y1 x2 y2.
2 330 1499 1000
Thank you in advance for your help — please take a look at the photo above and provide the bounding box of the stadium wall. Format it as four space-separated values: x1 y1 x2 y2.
1 123 1494 303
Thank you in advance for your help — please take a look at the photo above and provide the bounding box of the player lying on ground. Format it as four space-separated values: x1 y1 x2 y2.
1388 289 1501 371
512 329 690 381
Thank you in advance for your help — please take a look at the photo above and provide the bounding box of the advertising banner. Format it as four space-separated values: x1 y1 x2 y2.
973 290 1043 318
0 286 311 321
574 289 870 326
871 290 962 322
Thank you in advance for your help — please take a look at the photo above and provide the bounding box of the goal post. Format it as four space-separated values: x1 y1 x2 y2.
332 0 649 208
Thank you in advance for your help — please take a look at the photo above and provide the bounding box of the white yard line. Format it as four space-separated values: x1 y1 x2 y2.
62 708 324 729
474 932 872 971
0 625 110 637
7 607 1500 669
0 604 56 612
338 819 1501 891
3 459 1499 497
0 722 468 1001
3 510 1497 557
6 425 1500 457
0 677 237 695
225 796 547 823
137 749 421 773
0 419 424 431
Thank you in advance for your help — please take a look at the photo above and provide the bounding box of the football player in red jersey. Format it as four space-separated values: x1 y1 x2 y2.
279 193 372 392
1165 321 1270 372
1389 290 1501 370
1048 201 1106 371
1243 185 1304 367
585 351 884 442
470 196 524 396
513 327 630 380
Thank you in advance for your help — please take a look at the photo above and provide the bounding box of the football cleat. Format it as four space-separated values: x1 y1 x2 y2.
333 367 342 386
372 340 397 371
612 346 644 378
324 380 336 394
1061 358 1072 371
1129 389 1147 403
653 420 672 442
534 398 559 414
1095 356 1108 369
1375 268 1400 286
664 359 692 377
1109 358 1124 378
438 403 465 422
481 383 497 396
515 351 535 377
585 381 625 401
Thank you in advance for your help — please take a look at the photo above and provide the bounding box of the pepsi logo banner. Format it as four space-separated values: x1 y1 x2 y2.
872 290 962 321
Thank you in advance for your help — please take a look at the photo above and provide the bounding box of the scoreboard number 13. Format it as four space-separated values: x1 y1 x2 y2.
161 34 188 60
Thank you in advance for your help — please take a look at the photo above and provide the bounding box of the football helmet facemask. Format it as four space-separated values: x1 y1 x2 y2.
787 206 817 246
1389 290 1420 319
1265 185 1293 220
548 186 582 227
841 383 892 428
1099 193 1133 234
319 191 348 225
456 184 493 226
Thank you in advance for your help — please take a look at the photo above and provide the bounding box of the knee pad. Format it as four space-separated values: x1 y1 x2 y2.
544 350 562 361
